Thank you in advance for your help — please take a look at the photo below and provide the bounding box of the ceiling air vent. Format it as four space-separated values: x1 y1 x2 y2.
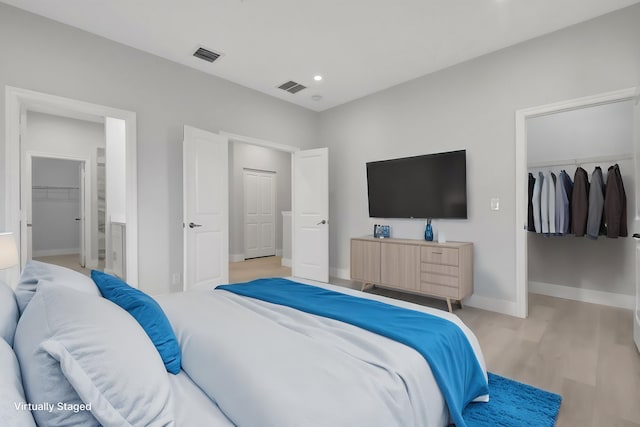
278 81 307 94
193 47 222 63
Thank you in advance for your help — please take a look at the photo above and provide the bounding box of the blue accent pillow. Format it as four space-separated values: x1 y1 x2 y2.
90 270 181 374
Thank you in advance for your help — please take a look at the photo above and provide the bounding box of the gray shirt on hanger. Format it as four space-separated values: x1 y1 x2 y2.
586 167 605 240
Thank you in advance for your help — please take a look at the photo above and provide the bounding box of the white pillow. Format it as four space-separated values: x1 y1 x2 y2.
14 281 175 427
14 260 100 315
0 339 37 427
0 281 19 346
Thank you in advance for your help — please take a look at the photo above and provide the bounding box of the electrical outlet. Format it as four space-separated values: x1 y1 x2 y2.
491 198 500 211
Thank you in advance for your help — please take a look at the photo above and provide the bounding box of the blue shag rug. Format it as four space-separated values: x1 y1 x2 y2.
462 372 562 427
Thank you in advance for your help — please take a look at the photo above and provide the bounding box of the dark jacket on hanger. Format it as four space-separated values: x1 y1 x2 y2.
571 167 589 236
560 171 573 233
604 164 628 238
586 167 605 240
528 173 536 232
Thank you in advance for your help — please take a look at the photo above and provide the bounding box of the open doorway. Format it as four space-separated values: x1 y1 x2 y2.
515 87 639 318
23 111 104 276
30 156 103 274
4 86 138 286
228 140 292 283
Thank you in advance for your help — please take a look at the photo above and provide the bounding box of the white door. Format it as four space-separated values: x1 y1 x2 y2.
244 169 276 259
293 148 329 282
78 162 86 268
183 126 229 291
634 93 640 352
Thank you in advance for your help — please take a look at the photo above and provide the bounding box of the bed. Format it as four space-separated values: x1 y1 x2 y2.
1 261 489 427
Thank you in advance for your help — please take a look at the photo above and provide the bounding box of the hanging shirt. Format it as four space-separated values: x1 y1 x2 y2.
571 167 589 237
528 173 536 232
540 172 550 234
604 164 628 238
547 171 557 235
555 171 570 235
560 170 573 234
586 167 605 240
532 172 543 233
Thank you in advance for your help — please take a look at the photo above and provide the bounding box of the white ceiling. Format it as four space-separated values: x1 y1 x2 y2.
3 0 639 111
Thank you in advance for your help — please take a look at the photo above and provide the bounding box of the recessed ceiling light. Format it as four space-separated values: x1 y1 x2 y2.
313 75 323 82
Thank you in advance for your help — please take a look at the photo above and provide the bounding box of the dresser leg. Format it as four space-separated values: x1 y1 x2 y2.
446 298 453 313
458 300 463 309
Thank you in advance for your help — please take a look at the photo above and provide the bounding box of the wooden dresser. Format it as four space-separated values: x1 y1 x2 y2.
350 237 473 312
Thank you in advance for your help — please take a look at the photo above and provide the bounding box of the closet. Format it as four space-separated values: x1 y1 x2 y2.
526 100 636 303
31 158 83 261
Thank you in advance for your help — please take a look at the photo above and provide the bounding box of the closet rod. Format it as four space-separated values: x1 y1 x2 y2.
527 153 633 169
32 185 80 190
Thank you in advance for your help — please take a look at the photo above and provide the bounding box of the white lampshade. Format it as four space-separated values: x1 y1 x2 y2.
0 232 19 270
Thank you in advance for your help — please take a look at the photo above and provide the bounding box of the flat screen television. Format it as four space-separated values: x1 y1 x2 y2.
366 149 467 219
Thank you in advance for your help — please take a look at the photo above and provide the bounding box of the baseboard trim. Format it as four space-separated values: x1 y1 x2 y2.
529 281 634 310
281 257 292 267
330 267 350 281
33 248 80 258
464 294 522 317
276 249 283 257
229 253 245 263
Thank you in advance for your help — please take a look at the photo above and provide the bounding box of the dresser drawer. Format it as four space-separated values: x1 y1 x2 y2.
421 262 459 277
421 272 459 288
419 282 459 299
421 247 459 266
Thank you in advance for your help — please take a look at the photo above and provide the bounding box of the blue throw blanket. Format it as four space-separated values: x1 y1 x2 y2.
217 278 488 427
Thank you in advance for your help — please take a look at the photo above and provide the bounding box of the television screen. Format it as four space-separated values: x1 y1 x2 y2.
366 150 467 219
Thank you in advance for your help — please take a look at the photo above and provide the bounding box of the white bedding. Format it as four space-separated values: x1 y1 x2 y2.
168 371 235 427
157 278 487 427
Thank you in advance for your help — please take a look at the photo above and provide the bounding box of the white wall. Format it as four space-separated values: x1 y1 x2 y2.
229 141 292 259
318 4 640 311
527 100 635 297
527 100 634 164
25 112 105 264
0 3 318 294
105 118 126 223
31 158 81 256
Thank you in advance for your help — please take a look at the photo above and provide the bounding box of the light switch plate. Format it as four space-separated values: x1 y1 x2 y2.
491 198 500 211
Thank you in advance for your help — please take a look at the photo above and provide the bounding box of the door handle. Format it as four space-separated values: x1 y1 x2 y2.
317 219 327 225
189 222 203 229
75 218 81 221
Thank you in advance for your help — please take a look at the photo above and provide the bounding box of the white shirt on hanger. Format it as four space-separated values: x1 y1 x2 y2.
541 171 550 234
547 171 556 235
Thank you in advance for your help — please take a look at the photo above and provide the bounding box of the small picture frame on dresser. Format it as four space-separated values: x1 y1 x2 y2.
374 225 390 238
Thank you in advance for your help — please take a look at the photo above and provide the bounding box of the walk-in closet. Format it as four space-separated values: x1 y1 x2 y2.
526 99 636 307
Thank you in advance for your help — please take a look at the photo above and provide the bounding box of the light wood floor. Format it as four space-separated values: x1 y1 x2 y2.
33 254 104 277
226 257 640 426
228 256 291 284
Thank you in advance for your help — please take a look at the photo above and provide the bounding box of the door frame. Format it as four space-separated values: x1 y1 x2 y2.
242 168 277 259
26 153 91 266
220 131 300 272
4 86 138 286
514 86 638 318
